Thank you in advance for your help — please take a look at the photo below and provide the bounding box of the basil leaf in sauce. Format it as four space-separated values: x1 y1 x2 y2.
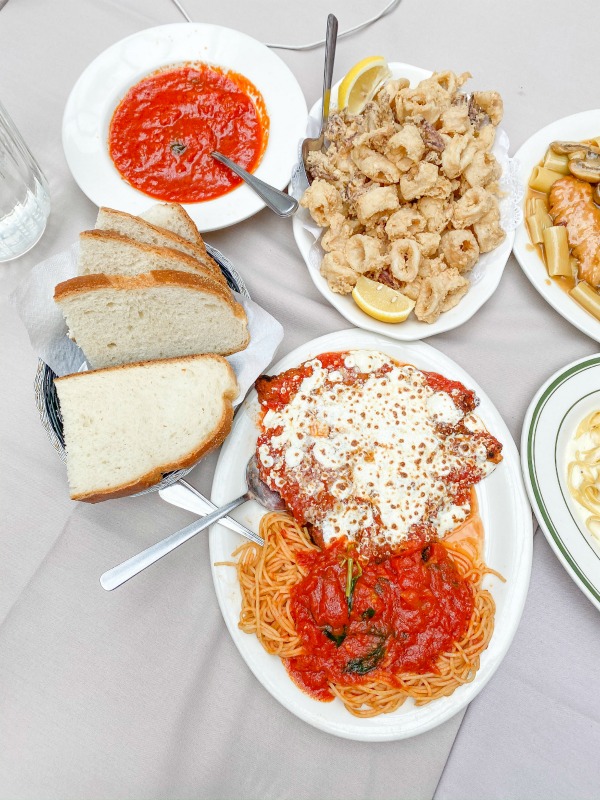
323 627 346 647
345 644 386 675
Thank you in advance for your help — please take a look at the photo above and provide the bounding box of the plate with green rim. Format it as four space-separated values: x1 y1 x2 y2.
521 354 600 611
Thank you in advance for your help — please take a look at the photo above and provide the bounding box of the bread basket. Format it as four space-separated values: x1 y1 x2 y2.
35 244 250 497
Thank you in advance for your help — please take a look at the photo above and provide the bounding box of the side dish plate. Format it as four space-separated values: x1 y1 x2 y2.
209 328 532 741
62 23 307 232
292 63 516 341
512 110 600 343
521 354 600 612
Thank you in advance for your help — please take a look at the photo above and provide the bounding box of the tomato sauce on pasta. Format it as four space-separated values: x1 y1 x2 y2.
286 538 474 701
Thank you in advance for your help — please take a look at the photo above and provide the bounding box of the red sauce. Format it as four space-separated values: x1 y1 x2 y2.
255 351 394 415
285 538 474 701
108 63 269 203
423 370 478 414
255 365 314 413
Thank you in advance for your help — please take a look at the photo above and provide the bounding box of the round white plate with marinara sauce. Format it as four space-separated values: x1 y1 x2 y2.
62 23 307 232
209 328 532 741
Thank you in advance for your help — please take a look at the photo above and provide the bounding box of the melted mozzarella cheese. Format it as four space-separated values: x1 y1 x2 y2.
259 350 498 550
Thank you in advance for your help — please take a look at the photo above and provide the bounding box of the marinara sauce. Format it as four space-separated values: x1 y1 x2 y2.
285 538 475 701
108 63 269 203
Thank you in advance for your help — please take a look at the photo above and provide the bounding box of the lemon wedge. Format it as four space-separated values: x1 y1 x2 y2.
352 276 415 323
337 56 392 114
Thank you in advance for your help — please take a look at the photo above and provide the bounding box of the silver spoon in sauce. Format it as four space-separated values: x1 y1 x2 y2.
211 151 298 217
100 455 285 591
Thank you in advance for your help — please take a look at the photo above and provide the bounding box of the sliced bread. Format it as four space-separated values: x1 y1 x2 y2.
55 354 238 502
54 270 250 369
140 203 205 247
78 230 228 289
95 207 219 275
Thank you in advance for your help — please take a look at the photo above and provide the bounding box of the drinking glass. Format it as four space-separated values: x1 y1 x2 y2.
0 100 50 262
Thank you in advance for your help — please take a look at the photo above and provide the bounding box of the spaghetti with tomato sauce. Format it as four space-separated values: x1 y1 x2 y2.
286 539 474 702
108 63 269 203
221 350 503 716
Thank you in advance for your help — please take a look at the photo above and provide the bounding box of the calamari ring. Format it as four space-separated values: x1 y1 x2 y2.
390 238 421 282
440 271 470 311
345 234 382 274
452 187 494 228
414 275 446 323
299 178 343 227
441 135 475 179
440 230 480 272
385 207 426 240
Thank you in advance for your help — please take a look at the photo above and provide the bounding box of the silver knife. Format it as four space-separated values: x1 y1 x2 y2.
159 479 259 541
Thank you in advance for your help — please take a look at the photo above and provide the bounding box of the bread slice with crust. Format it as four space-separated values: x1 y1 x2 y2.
78 230 228 289
55 354 238 502
54 270 250 369
140 202 205 247
95 207 220 276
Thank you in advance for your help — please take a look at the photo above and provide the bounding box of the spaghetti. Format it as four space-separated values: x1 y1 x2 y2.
223 510 497 718
567 409 600 543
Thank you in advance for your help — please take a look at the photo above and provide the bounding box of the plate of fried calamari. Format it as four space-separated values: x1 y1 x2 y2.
292 64 519 340
512 110 600 343
210 328 532 741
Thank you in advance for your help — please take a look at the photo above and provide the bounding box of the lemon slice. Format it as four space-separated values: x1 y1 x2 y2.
352 276 415 323
337 56 392 114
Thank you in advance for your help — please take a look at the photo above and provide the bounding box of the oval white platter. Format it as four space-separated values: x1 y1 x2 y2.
522 354 600 612
512 109 600 343
209 328 532 741
292 63 516 341
62 23 307 232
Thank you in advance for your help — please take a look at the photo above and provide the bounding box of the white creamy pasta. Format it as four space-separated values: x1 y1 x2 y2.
566 410 600 544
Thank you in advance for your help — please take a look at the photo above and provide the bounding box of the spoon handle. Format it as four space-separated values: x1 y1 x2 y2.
320 14 338 130
211 151 298 217
100 492 251 591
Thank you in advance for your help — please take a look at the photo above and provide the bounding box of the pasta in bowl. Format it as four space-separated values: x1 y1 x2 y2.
512 110 600 343
292 63 517 340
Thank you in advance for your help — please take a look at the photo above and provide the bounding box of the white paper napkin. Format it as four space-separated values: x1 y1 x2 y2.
11 243 284 405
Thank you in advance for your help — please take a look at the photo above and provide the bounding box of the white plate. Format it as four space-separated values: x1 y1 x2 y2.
512 110 600 343
62 23 307 232
292 63 516 341
209 328 532 741
521 354 600 612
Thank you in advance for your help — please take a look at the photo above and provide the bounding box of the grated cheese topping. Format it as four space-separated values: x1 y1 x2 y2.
258 350 499 551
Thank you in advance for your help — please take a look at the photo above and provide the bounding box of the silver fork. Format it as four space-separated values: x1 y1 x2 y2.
300 14 338 184
100 456 284 590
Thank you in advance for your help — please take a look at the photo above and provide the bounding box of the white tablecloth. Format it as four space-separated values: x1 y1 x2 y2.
1 1 598 798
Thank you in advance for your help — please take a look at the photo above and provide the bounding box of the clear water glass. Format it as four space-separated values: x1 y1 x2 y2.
0 100 50 262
